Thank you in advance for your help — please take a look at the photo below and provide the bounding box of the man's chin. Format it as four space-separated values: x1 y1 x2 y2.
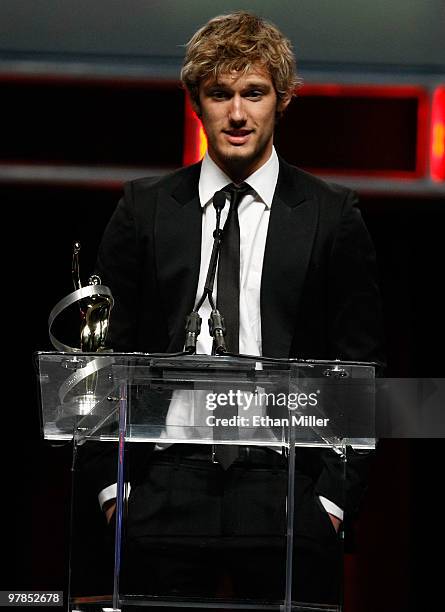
219 147 255 171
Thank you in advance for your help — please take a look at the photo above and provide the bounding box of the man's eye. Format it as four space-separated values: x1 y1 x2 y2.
245 90 263 99
211 91 229 100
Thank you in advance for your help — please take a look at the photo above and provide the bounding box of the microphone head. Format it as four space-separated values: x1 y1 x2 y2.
212 190 226 211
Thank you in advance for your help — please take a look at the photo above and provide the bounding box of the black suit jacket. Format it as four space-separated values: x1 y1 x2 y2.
86 158 385 515
97 158 384 365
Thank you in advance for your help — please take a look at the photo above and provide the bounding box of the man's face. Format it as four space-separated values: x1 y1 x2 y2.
197 65 289 181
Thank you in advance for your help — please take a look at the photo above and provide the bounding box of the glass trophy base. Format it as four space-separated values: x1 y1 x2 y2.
59 394 105 416
56 393 117 432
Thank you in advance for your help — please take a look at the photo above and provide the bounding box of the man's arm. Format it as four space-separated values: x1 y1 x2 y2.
317 190 385 523
327 190 385 368
95 184 141 352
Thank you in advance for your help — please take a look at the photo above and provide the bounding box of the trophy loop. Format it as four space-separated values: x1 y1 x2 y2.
48 242 115 424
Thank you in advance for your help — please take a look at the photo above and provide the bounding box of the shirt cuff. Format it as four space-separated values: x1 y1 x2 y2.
98 483 132 510
319 495 344 521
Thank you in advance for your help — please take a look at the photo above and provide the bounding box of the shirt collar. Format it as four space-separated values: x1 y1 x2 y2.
199 147 279 209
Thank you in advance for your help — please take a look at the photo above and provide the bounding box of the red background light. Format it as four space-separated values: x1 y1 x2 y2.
430 86 445 182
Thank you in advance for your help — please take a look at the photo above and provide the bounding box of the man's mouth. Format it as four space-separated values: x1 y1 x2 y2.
223 129 253 145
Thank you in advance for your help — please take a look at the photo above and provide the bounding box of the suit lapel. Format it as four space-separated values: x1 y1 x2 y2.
261 160 319 358
155 164 202 350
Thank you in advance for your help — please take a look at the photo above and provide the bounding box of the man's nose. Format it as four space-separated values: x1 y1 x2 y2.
228 95 247 124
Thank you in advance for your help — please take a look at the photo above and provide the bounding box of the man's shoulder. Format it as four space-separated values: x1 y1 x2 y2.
123 162 201 201
278 158 355 205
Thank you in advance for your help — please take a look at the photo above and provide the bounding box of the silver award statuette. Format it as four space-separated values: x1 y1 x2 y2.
72 242 112 354
48 242 114 425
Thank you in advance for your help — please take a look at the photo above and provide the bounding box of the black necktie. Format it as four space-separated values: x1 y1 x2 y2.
214 182 251 469
217 182 252 353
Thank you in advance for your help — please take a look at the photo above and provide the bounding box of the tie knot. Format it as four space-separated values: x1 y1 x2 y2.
225 182 252 211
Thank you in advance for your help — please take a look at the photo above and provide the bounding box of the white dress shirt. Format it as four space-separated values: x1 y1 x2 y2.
196 148 277 356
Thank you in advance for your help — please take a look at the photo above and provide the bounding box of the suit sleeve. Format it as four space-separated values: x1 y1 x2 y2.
95 182 141 352
316 190 385 517
327 190 385 368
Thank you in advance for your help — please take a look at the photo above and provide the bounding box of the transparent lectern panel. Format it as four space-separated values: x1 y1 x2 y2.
36 352 118 441
116 445 347 611
113 357 354 611
69 441 347 612
36 353 376 448
121 355 294 446
69 437 118 601
287 361 376 449
120 448 289 603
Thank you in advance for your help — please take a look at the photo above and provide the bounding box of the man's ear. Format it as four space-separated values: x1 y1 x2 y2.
277 92 292 114
189 95 202 118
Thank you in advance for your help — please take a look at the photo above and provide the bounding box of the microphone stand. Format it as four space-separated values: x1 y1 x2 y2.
184 190 228 354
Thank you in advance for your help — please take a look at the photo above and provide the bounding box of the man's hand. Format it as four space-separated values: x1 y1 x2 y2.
103 499 116 524
328 513 341 533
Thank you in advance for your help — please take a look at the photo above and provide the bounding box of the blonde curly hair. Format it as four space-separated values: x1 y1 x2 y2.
181 11 300 113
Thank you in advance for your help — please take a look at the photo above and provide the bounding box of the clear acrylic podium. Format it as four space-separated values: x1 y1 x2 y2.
36 352 376 612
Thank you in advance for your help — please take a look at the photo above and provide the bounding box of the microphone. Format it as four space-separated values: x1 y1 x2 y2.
209 309 227 354
207 189 228 354
212 190 226 213
184 311 202 353
204 189 227 298
183 189 228 354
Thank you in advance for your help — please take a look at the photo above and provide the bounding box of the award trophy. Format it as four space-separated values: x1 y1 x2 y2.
48 242 114 425
72 242 112 355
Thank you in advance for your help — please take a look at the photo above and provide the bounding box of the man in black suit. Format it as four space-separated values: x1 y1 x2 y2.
85 10 384 606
